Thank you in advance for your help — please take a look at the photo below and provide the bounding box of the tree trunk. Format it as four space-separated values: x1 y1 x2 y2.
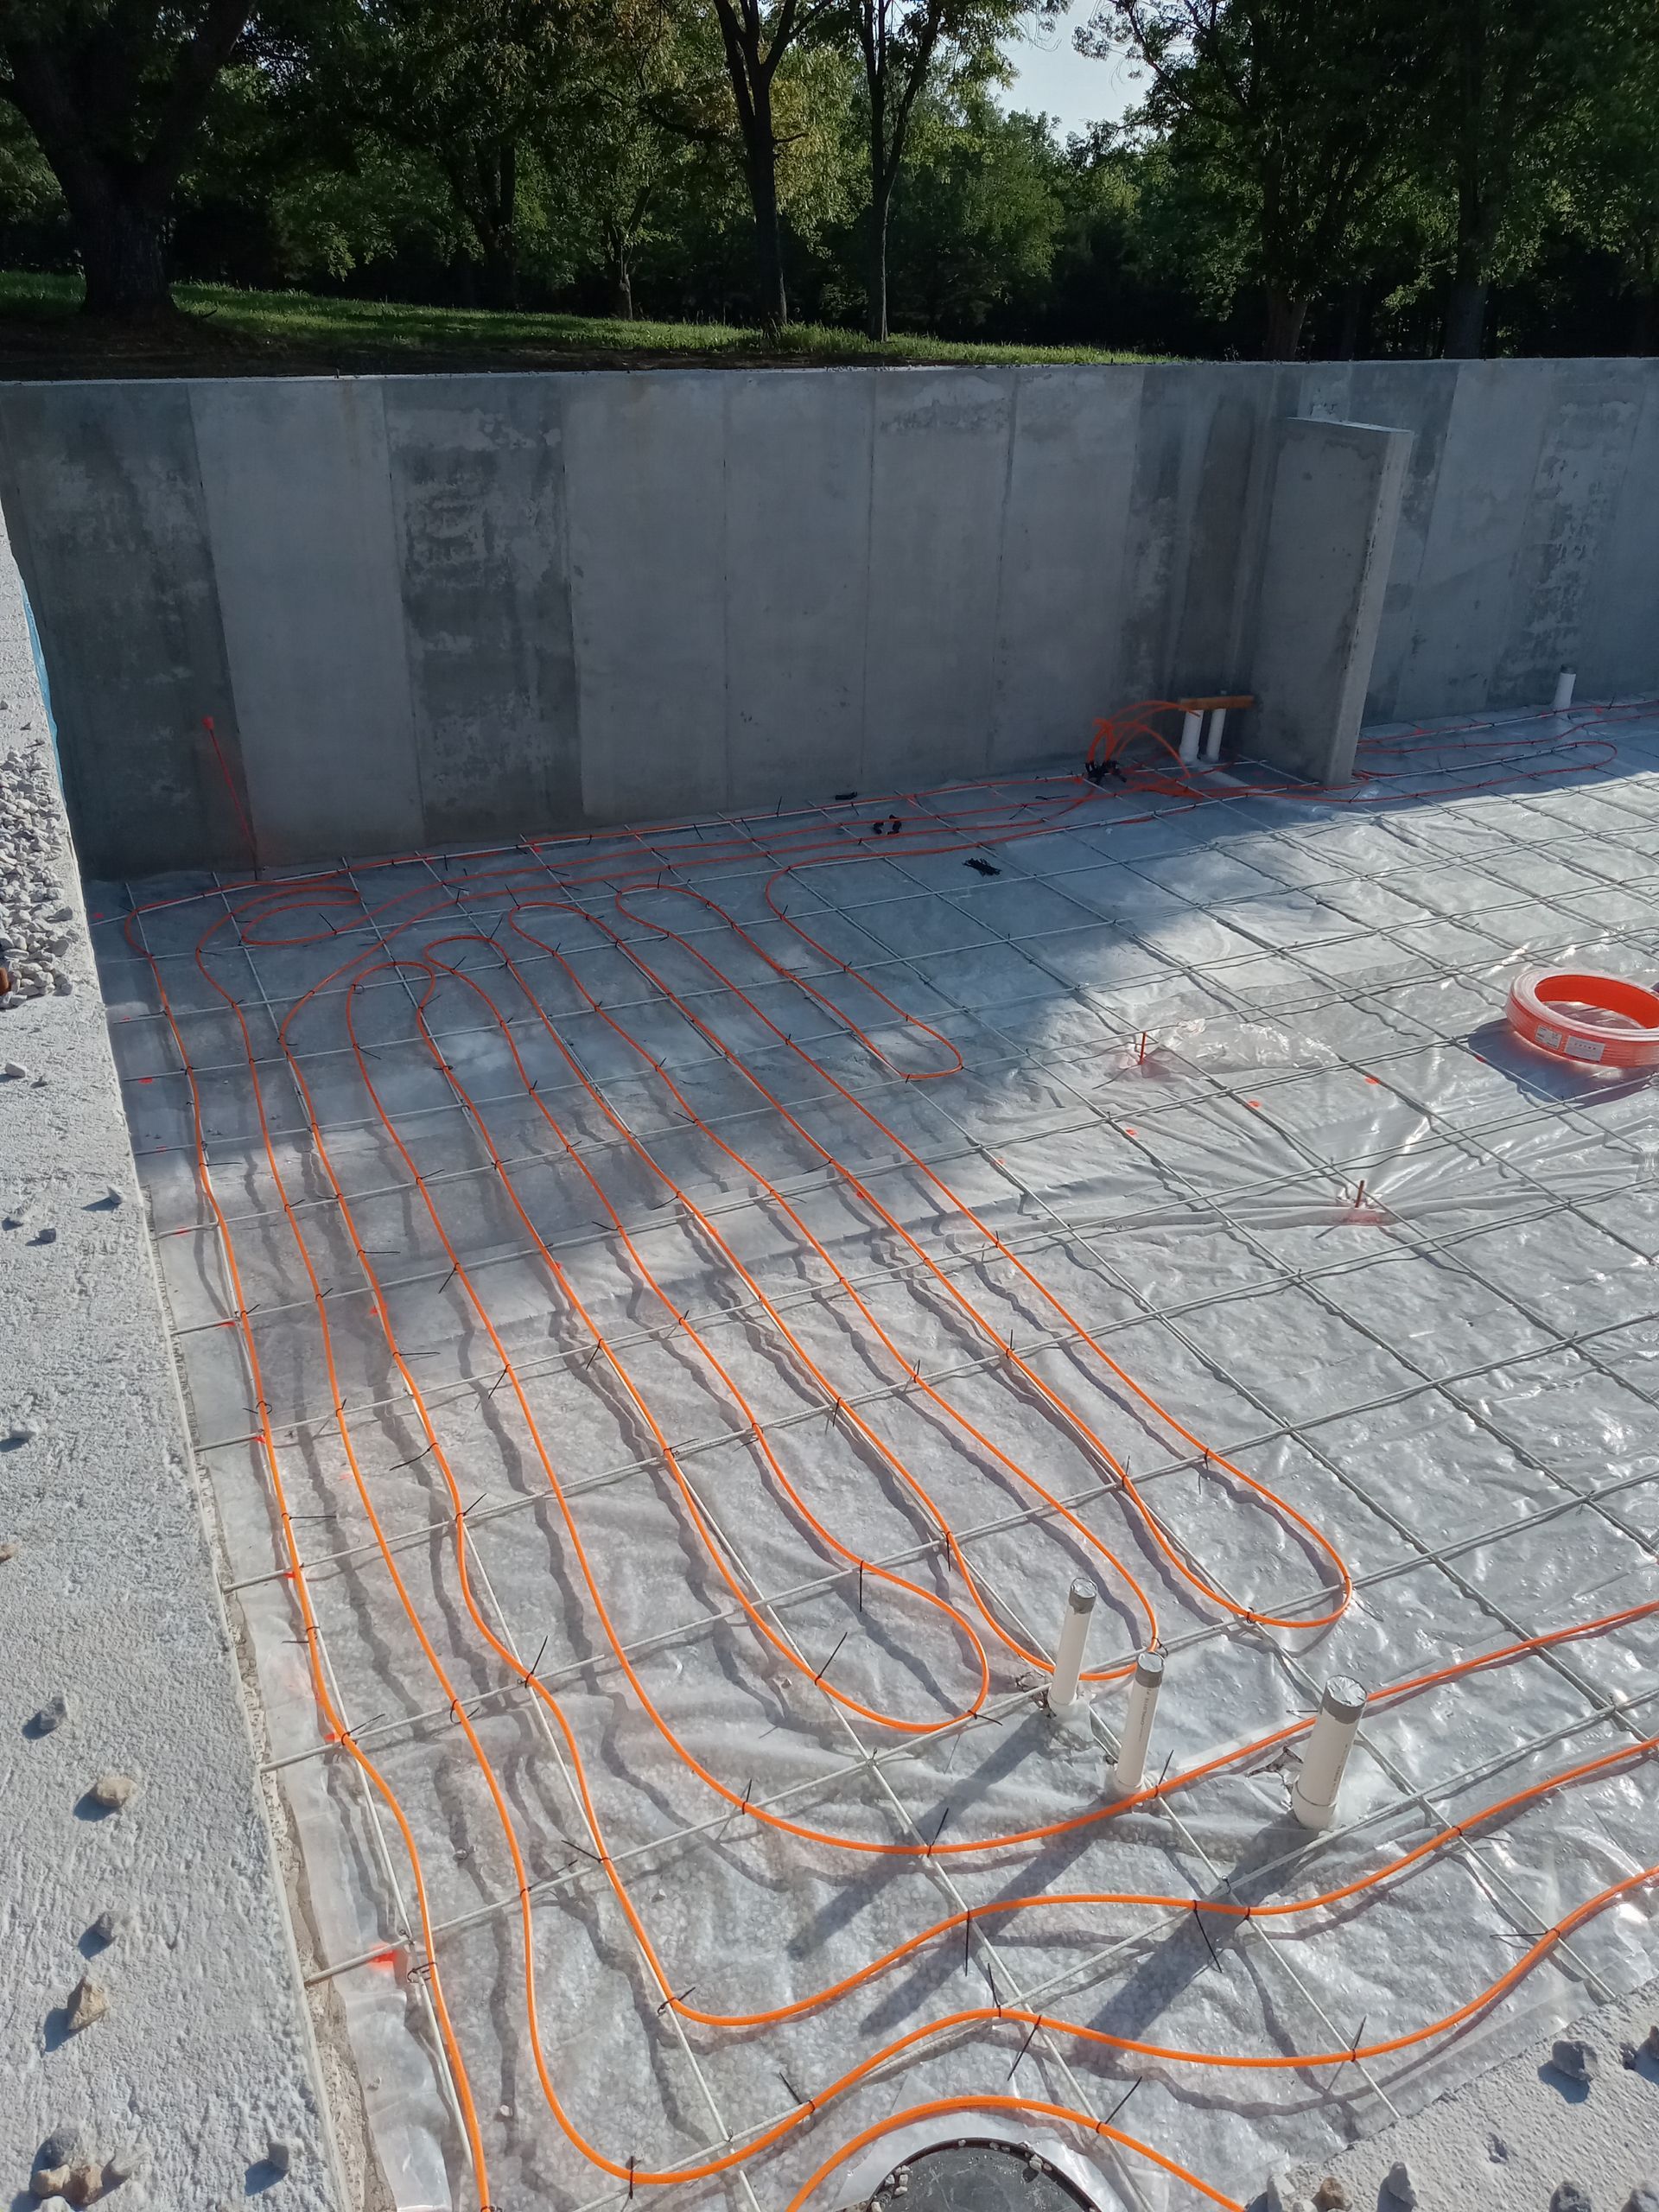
1628 270 1655 357
866 60 889 343
74 175 173 318
1443 272 1488 358
1335 282 1364 360
3 3 253 323
453 140 518 310
609 251 634 321
868 188 891 342
1262 288 1308 360
708 3 787 336
1445 143 1491 359
747 131 786 336
481 140 518 310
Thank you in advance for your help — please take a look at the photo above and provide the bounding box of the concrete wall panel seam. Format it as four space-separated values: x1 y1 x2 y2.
982 365 1023 779
855 368 877 793
189 378 424 864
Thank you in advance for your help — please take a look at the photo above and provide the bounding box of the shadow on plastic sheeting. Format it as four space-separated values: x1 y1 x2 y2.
1465 1018 1655 1109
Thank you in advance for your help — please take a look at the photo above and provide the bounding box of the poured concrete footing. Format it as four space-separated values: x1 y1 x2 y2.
0 511 342 2210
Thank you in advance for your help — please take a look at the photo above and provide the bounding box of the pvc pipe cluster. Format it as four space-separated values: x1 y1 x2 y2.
1176 707 1229 765
1044 1578 1366 1827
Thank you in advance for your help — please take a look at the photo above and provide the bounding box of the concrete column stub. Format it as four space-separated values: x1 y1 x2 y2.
1248 416 1414 785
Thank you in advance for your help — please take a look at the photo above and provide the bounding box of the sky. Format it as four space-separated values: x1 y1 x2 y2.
998 3 1142 138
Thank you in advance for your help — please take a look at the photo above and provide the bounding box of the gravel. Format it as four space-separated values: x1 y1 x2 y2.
0 728 72 1008
64 1975 108 2036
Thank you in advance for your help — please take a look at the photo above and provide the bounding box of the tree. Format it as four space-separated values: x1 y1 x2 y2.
1078 0 1427 359
884 88 1064 330
836 0 1049 340
348 0 587 309
1415 0 1644 357
1594 29 1659 353
1031 125 1217 353
537 0 707 318
692 0 841 331
0 0 257 315
848 0 944 338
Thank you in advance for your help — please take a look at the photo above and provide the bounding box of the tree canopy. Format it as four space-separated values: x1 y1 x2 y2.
1 0 1656 355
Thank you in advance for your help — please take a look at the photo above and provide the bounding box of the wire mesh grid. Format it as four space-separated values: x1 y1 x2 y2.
89 706 1659 2212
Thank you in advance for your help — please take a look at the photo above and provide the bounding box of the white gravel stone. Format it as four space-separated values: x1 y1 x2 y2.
0 733 72 1008
1554 2037 1599 2083
64 1976 108 2036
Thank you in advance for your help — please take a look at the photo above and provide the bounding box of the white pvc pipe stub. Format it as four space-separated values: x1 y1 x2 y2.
1291 1675 1367 1831
1178 709 1203 765
1199 707 1227 763
1048 1577 1097 1713
1553 668 1577 711
1110 1648 1165 1796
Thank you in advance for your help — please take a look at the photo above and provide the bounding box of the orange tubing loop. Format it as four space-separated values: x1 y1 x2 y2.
111 717 1658 2209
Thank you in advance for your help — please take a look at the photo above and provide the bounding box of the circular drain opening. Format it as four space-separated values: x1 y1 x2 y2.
866 2137 1108 2212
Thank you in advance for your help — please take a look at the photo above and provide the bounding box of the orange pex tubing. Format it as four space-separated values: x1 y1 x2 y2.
116 723 1657 2212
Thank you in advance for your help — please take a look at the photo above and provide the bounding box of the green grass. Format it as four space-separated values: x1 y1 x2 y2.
0 269 1158 367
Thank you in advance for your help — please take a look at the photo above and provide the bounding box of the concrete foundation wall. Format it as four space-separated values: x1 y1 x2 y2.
3 358 1656 874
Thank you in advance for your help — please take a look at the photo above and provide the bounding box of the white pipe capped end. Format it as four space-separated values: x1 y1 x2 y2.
1291 1674 1367 1831
1109 1646 1166 1797
1553 668 1577 711
1178 710 1203 764
1048 1575 1098 1718
1319 1675 1366 1720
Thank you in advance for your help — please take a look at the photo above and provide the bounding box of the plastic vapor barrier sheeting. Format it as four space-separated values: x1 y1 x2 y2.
92 706 1659 2212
